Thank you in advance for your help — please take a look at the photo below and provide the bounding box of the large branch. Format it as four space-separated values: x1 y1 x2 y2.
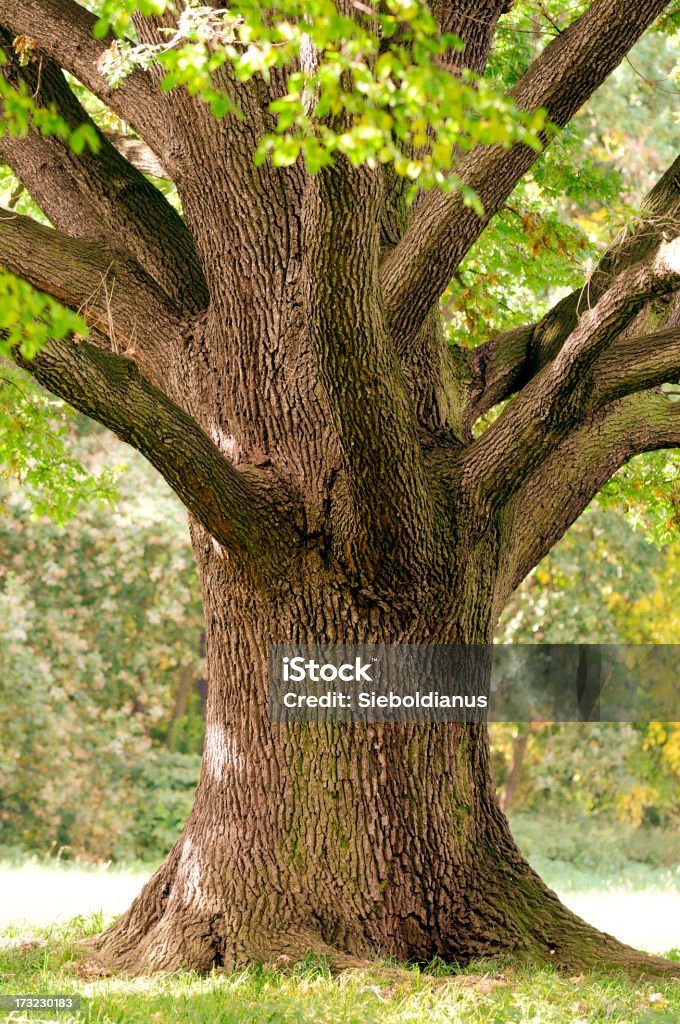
466 154 680 430
381 0 671 350
103 131 168 179
0 0 167 158
431 0 509 74
462 236 680 507
497 390 680 611
301 162 436 580
592 325 680 405
0 42 208 313
16 338 299 578
0 210 182 385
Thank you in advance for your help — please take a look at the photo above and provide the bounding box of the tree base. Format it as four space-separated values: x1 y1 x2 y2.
87 830 679 982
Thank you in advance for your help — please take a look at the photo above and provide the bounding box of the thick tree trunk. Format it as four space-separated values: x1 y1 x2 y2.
92 536 675 979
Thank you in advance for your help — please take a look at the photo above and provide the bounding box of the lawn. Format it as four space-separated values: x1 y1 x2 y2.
1 818 678 1024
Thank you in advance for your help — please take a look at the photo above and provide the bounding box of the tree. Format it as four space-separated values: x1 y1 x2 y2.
1 0 679 977
0 427 205 862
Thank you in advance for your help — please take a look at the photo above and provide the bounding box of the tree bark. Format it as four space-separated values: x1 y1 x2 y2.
91 533 675 979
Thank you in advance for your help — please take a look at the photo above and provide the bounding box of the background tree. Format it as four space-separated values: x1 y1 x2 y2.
0 0 679 977
0 424 205 862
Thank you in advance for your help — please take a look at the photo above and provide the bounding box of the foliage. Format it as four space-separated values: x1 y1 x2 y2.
445 25 680 534
0 282 85 362
599 451 680 548
0 369 120 522
495 722 680 829
0 423 204 862
0 84 112 515
508 810 680 878
446 28 680 346
1 5 678 533
0 45 100 154
494 502 680 830
95 0 546 194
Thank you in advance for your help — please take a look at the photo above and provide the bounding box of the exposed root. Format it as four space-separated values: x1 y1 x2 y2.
82 812 680 982
84 910 680 983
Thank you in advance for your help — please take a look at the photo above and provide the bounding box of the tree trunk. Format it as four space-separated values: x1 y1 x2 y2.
499 729 530 813
92 534 674 979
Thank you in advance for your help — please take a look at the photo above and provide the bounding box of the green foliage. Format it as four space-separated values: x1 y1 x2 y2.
508 810 680 877
507 723 679 829
494 503 680 832
0 425 204 862
0 69 89 152
498 505 662 644
0 371 120 522
115 749 201 861
0 44 100 153
93 0 168 39
0 41 108 508
95 0 546 194
446 26 680 532
0 280 85 361
600 450 680 547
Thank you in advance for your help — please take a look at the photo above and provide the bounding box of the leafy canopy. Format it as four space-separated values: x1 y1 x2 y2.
95 0 546 191
0 0 678 533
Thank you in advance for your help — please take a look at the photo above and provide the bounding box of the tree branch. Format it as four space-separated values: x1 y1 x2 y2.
0 209 182 384
497 390 680 609
301 162 435 580
465 154 680 431
462 236 680 507
0 41 208 313
381 0 671 350
592 325 680 405
15 338 299 578
0 0 167 158
430 0 508 74
102 130 168 179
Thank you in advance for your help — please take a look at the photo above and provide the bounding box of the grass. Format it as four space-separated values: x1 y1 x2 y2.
0 917 678 1024
1 817 678 1023
0 857 149 932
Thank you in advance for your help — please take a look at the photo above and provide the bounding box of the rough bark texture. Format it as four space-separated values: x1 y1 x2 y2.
88 542 676 979
1 0 679 980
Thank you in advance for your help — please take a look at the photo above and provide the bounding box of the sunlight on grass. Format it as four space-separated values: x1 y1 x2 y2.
0 856 678 1023
0 860 149 929
0 929 678 1024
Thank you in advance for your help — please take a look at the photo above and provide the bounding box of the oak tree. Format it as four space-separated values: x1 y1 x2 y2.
1 0 679 976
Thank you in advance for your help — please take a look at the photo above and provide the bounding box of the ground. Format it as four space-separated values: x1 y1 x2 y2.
0 816 678 1023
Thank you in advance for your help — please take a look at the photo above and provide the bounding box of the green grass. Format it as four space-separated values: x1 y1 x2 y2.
1 820 678 1024
0 917 678 1024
